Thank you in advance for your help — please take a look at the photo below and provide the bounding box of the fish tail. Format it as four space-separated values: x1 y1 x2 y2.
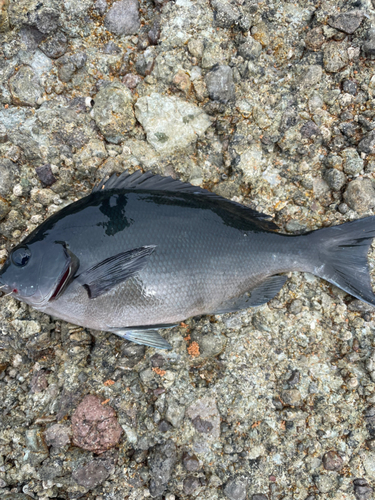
308 216 375 306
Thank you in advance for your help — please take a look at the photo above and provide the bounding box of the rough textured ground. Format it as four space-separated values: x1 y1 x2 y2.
2 0 375 499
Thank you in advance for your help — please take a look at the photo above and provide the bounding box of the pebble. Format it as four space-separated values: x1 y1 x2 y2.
45 424 71 448
71 395 123 454
342 79 357 95
343 178 375 213
183 476 200 495
251 495 268 500
353 478 374 500
323 42 349 73
104 0 140 36
122 73 141 89
39 31 68 59
224 476 247 500
300 121 320 138
211 0 241 28
324 168 346 191
237 37 262 60
305 27 325 50
94 0 107 15
9 66 43 106
35 164 57 187
341 148 363 176
93 82 136 144
72 460 110 490
363 29 375 56
182 452 200 471
0 159 19 197
358 131 375 155
328 10 364 34
322 450 344 471
149 439 177 497
205 65 235 103
281 389 301 406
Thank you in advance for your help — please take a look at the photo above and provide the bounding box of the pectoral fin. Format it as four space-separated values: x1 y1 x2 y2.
77 245 156 299
212 275 288 314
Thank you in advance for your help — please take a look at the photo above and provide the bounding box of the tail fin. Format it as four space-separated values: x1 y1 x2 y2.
309 216 375 306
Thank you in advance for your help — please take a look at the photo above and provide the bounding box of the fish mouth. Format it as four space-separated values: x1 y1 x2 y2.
48 248 79 302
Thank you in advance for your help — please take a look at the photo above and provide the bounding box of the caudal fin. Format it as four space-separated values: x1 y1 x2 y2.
309 216 375 306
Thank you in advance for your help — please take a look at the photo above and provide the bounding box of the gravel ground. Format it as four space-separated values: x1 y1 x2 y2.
2 0 375 499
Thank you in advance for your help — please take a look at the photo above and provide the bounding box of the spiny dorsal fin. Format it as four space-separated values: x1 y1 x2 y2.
92 170 279 231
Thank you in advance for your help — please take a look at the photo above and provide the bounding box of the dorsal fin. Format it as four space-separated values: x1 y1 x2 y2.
92 170 279 231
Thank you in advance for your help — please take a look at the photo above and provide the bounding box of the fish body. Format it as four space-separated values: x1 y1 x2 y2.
1 171 375 349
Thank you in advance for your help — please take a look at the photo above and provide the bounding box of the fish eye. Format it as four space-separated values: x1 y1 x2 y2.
11 246 31 267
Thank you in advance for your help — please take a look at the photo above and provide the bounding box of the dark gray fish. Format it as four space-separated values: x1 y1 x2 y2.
1 170 375 349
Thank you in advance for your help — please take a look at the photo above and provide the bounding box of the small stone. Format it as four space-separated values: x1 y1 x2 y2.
150 353 164 367
205 65 235 103
149 439 177 497
314 474 338 493
9 66 43 106
341 148 363 176
183 476 200 495
363 29 375 56
0 122 8 143
103 41 121 54
158 420 172 432
188 38 204 58
305 27 325 50
323 42 349 73
339 202 349 214
328 10 364 35
353 478 374 500
224 476 247 500
287 370 300 386
322 450 344 471
343 178 375 213
301 65 322 87
342 79 357 95
252 495 268 500
72 460 110 490
281 389 301 406
135 93 211 153
148 19 160 45
165 399 185 428
94 0 107 15
35 164 56 187
39 31 68 59
104 0 140 36
358 131 375 154
71 395 123 454
93 81 135 144
237 37 262 60
324 169 346 191
211 0 241 28
173 69 191 92
45 424 71 448
182 452 200 472
122 73 141 89
30 370 48 393
192 415 214 433
300 121 320 138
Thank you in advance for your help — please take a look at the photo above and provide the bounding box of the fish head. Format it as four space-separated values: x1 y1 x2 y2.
0 240 79 307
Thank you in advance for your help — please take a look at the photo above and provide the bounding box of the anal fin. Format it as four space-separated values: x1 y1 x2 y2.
212 275 288 314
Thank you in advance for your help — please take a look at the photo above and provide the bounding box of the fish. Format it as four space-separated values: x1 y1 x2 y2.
1 169 375 350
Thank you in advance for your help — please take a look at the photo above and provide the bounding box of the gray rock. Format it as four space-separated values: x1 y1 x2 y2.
342 79 357 95
281 389 301 406
72 460 110 489
205 65 235 103
35 164 56 187
135 93 211 153
341 148 363 176
183 476 200 495
251 495 268 500
9 66 43 106
120 341 145 368
165 399 185 427
322 450 344 471
238 37 262 60
300 121 320 138
343 178 375 213
36 7 60 34
305 27 325 51
123 73 141 89
224 476 247 500
363 29 375 56
328 10 364 34
104 0 140 36
94 0 107 15
323 42 349 73
149 439 177 497
324 168 346 191
39 31 68 59
0 158 18 196
358 131 375 154
301 64 323 87
314 474 338 493
188 38 204 58
45 424 71 448
135 47 155 76
182 452 200 471
353 478 374 500
93 81 135 144
211 0 241 28
0 122 8 143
